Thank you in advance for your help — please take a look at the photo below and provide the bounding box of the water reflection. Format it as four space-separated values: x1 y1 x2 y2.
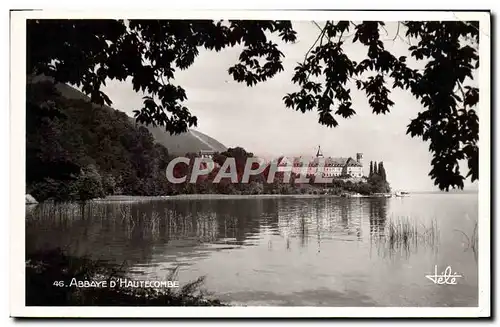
26 197 435 265
368 198 387 237
26 194 478 306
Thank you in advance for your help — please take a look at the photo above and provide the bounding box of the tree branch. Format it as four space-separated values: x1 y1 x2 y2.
338 29 345 44
303 22 328 66
380 24 389 37
311 20 323 32
457 82 467 111
392 22 400 41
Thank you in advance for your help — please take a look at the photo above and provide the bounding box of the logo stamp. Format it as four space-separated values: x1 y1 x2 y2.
425 265 463 285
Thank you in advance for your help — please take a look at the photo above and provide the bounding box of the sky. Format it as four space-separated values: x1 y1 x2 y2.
100 21 479 192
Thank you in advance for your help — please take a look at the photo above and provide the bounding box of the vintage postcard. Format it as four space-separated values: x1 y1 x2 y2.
10 9 491 318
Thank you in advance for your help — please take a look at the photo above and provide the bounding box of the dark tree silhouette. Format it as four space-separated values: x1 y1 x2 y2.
373 161 378 176
378 162 387 181
26 81 171 201
369 161 374 178
27 19 480 190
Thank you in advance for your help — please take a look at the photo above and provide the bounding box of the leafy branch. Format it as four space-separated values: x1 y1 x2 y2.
27 19 481 190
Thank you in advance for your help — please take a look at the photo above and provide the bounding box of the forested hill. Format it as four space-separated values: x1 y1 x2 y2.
30 75 228 155
26 78 225 201
26 78 390 201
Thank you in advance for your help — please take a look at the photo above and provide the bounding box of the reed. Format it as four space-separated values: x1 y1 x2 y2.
454 220 478 258
373 216 440 256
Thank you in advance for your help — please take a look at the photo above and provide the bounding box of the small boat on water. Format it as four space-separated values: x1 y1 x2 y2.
395 191 410 197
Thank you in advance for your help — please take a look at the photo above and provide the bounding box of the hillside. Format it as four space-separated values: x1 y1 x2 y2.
144 125 227 155
26 80 171 200
30 75 228 156
26 78 391 199
26 77 228 200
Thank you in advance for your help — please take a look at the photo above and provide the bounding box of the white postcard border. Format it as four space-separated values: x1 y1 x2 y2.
9 9 491 318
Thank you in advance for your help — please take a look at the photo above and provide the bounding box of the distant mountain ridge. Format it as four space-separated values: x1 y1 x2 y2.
141 124 227 156
31 75 228 155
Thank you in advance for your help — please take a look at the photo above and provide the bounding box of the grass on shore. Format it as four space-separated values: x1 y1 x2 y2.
372 216 440 257
26 248 225 306
387 217 439 248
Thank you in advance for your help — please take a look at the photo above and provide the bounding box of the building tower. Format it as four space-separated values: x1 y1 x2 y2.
356 153 363 165
316 145 324 158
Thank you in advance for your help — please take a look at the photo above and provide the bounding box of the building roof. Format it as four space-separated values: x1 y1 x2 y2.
346 157 363 167
316 146 324 158
278 156 362 167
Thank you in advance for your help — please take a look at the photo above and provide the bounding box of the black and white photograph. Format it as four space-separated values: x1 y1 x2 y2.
9 9 491 318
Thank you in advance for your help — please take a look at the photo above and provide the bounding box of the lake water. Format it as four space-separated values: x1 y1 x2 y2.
26 193 479 306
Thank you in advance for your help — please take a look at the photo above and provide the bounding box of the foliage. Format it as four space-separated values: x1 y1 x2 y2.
248 181 264 195
285 21 479 191
367 160 390 193
26 248 225 306
368 174 391 194
27 20 296 135
26 81 81 190
27 20 480 191
75 165 106 201
29 177 76 203
220 147 254 159
378 162 387 181
26 81 171 201
167 148 391 196
102 173 117 195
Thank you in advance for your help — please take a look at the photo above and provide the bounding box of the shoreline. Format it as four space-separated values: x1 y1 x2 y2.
27 193 404 205
91 194 341 202
26 191 477 205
